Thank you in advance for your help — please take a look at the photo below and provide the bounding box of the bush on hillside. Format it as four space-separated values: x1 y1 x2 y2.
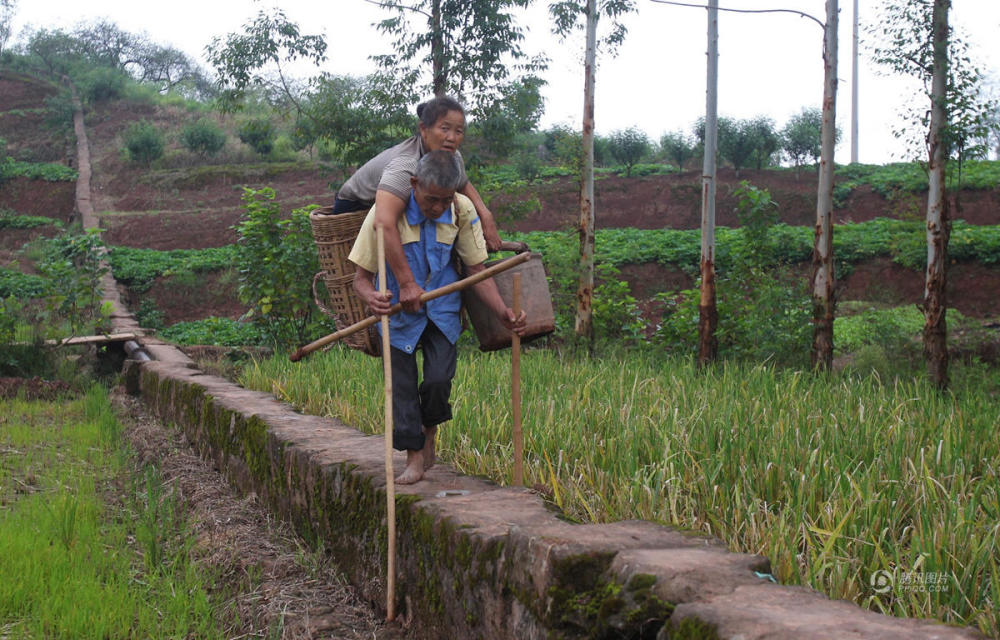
123 120 165 165
77 66 128 104
238 118 275 156
180 118 227 156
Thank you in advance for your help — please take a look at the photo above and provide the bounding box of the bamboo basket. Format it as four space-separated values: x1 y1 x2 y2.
310 206 380 356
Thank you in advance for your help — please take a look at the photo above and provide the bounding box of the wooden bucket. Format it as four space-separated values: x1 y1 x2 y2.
310 206 380 356
463 249 555 352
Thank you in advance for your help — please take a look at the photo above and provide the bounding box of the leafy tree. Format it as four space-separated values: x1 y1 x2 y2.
543 124 584 171
206 8 327 113
295 73 413 166
607 126 650 176
745 115 780 170
18 21 209 95
238 118 276 156
466 74 546 162
732 181 779 268
21 28 80 76
37 229 109 336
122 121 164 165
781 107 823 170
181 118 227 157
659 130 695 172
869 0 996 168
371 0 544 112
0 0 16 56
717 117 756 175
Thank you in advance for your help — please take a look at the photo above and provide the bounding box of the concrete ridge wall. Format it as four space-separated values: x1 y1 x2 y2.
68 86 983 640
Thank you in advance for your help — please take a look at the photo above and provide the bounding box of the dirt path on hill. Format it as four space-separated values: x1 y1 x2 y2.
111 388 409 640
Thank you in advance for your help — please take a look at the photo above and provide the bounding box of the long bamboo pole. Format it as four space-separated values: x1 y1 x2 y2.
377 226 397 621
289 252 531 362
511 273 523 486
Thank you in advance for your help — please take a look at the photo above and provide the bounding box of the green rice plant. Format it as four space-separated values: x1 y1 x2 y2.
0 387 222 638
242 347 1000 636
132 464 182 572
44 493 81 551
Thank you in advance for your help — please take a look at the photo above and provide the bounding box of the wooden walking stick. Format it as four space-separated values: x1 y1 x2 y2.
377 225 397 621
512 272 523 486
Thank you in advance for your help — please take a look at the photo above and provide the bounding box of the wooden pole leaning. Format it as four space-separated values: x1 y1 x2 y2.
511 272 524 486
377 225 397 621
289 251 531 362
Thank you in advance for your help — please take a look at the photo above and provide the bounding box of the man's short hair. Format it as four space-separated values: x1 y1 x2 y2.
415 150 463 191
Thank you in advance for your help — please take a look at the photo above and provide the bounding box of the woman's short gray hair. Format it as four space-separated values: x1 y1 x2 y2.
415 150 464 191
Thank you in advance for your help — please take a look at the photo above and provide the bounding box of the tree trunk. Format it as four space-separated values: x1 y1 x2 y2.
698 0 719 366
431 0 445 96
924 0 950 389
575 0 598 342
851 0 859 164
811 0 838 371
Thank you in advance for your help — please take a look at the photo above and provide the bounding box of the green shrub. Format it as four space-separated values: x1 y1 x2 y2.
238 119 276 156
37 230 109 334
0 160 77 182
123 121 165 165
135 299 165 331
233 187 329 350
593 264 644 343
180 118 226 156
0 268 49 298
653 268 811 366
76 66 127 104
0 212 61 229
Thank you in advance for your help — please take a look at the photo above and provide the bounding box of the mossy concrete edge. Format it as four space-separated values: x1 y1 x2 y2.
134 359 986 640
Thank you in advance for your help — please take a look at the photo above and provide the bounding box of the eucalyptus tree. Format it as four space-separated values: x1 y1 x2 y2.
811 0 838 371
549 0 636 342
870 0 995 388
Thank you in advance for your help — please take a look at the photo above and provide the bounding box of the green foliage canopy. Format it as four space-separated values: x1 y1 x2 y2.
607 126 650 177
371 0 544 112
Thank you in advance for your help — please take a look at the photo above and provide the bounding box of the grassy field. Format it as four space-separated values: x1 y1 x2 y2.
0 386 221 638
242 347 1000 637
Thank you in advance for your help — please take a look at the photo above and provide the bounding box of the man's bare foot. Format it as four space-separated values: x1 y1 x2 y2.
395 449 424 485
422 425 437 471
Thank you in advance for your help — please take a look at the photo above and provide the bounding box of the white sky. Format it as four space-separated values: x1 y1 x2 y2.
10 0 1000 165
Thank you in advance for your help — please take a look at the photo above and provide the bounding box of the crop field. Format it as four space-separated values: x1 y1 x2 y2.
241 347 1000 637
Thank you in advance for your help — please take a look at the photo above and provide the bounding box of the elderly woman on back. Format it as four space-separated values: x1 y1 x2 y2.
333 95 502 313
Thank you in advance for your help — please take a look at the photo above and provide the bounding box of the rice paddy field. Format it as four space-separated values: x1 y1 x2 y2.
241 347 1000 637
0 387 220 638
